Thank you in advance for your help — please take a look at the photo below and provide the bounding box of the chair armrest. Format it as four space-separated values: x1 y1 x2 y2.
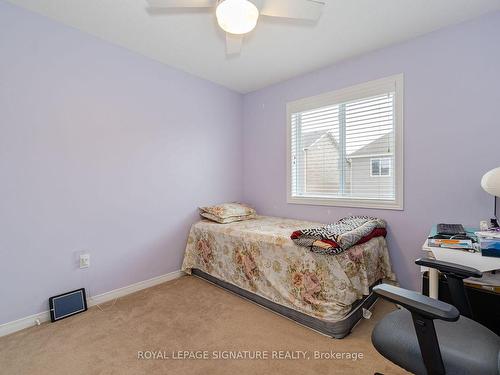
415 257 482 278
373 284 460 321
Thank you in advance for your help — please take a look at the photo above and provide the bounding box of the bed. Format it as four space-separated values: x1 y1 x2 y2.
181 215 395 338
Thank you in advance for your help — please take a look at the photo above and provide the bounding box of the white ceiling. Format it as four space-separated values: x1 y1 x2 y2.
7 0 500 93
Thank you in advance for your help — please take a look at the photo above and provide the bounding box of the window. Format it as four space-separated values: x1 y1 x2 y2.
287 74 403 210
371 157 392 177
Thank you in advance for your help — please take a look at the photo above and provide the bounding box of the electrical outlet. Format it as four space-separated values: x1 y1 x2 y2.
79 253 90 269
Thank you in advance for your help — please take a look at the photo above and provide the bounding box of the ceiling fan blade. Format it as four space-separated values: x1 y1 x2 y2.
226 33 243 55
146 0 215 8
260 0 324 20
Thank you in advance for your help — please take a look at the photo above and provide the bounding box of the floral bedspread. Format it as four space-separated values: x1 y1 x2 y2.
182 216 395 322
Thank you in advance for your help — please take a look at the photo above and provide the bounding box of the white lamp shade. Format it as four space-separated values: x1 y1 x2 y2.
481 167 500 197
216 0 259 35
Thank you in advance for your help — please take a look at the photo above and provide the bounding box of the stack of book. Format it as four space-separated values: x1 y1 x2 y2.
427 226 477 250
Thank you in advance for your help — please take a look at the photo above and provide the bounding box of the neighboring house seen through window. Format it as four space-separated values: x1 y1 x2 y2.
287 75 403 210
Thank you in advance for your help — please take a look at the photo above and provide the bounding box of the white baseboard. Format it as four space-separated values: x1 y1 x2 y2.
87 270 184 306
0 310 50 338
0 269 184 338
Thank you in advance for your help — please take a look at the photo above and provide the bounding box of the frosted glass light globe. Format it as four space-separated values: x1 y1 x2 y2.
216 0 259 35
481 167 500 197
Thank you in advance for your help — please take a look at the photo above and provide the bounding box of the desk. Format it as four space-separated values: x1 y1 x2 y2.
422 240 500 298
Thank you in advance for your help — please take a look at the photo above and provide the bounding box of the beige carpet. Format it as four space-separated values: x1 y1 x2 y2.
0 276 409 374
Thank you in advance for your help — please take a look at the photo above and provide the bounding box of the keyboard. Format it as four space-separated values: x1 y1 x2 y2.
437 223 466 236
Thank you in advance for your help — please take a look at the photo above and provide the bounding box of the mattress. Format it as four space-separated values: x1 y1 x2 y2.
182 216 395 335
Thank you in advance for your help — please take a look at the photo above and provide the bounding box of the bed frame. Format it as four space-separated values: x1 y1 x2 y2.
192 268 381 339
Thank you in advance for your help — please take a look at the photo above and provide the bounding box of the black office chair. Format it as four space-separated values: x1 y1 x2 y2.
415 257 481 319
371 258 500 375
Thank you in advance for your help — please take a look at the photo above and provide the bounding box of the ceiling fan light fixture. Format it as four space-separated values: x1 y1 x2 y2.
216 0 259 35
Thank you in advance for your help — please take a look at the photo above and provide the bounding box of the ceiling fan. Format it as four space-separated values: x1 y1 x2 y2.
146 0 325 55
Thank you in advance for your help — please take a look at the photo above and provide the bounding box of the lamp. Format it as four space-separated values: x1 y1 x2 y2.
216 0 259 35
481 167 500 196
481 167 500 226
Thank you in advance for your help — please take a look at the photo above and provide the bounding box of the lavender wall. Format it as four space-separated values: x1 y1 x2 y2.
0 2 242 325
243 11 500 291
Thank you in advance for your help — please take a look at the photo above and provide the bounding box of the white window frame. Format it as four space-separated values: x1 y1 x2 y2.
370 157 392 177
286 74 404 210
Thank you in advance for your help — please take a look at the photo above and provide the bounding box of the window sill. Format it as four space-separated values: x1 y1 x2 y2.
287 196 403 210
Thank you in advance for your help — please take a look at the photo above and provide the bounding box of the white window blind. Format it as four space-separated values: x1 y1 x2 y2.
287 75 403 210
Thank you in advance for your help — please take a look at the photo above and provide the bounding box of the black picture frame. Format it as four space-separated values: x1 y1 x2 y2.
49 288 88 322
